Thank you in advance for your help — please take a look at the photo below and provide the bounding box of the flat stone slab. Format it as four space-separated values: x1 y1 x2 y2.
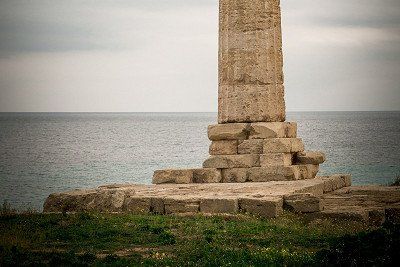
43 176 347 218
310 185 400 225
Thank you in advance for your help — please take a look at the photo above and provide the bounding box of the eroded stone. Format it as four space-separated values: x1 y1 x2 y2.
239 197 283 218
260 153 293 167
208 123 249 141
296 151 326 165
221 168 249 183
284 193 322 213
193 169 222 183
238 139 264 154
249 122 297 139
153 169 193 184
203 155 260 169
263 138 304 153
209 140 238 155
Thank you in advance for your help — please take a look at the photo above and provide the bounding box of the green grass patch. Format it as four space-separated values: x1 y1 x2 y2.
0 212 399 266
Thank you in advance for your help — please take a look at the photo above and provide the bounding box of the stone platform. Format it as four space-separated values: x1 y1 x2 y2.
44 175 350 218
43 175 400 225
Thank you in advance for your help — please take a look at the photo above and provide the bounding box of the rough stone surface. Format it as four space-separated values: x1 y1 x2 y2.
263 138 304 153
153 169 193 184
123 197 151 214
193 169 222 183
222 168 249 183
248 166 301 182
218 0 285 123
284 193 322 213
164 198 200 214
208 123 249 141
238 139 264 154
313 185 400 225
260 153 293 167
249 122 297 139
200 198 239 214
239 197 283 218
296 151 326 165
203 155 260 169
43 176 349 214
296 164 320 179
209 140 238 155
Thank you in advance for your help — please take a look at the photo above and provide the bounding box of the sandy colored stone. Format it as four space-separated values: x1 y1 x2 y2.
248 166 301 182
203 155 260 169
284 193 322 213
164 198 200 214
193 169 222 183
249 122 297 139
239 197 283 218
296 151 326 165
218 85 285 123
123 197 151 214
200 198 239 214
221 168 249 183
208 123 249 141
263 138 304 153
218 0 285 123
153 169 193 184
260 153 293 167
209 140 238 155
150 198 165 214
238 139 264 154
296 164 319 179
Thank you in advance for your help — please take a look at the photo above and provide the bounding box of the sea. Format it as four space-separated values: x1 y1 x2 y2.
0 112 399 211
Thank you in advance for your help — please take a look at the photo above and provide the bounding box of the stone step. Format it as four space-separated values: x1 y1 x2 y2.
208 122 298 141
264 138 304 153
153 164 320 185
44 176 352 217
203 155 260 169
295 151 326 165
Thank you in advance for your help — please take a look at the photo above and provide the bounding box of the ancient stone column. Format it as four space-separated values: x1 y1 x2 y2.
218 0 285 123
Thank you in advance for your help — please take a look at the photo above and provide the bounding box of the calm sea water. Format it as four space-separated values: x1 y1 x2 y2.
0 112 399 211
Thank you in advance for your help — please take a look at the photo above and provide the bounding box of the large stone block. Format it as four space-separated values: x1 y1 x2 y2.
263 138 304 153
209 140 238 155
260 153 293 167
193 169 222 183
296 151 326 165
203 155 260 169
200 198 239 214
218 85 285 123
222 168 249 183
248 166 301 182
218 0 285 123
249 122 297 139
238 139 264 154
284 193 322 213
152 169 193 184
123 197 151 214
164 198 200 214
296 164 320 179
208 123 249 141
239 197 283 218
150 198 165 214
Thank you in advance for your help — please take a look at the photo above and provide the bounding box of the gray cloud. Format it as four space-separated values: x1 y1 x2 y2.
0 0 399 112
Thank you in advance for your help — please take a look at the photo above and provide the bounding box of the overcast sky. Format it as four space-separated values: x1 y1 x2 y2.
0 0 399 112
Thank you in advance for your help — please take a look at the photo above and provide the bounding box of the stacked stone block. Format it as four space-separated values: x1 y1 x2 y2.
152 122 326 184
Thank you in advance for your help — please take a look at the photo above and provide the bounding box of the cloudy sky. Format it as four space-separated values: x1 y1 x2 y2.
0 0 399 112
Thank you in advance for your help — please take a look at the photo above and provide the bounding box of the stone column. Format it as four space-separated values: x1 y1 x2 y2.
218 0 285 123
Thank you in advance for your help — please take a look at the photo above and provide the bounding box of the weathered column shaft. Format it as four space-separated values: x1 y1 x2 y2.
218 0 285 123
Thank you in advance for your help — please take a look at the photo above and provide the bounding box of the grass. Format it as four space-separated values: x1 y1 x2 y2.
391 175 400 186
0 212 399 266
